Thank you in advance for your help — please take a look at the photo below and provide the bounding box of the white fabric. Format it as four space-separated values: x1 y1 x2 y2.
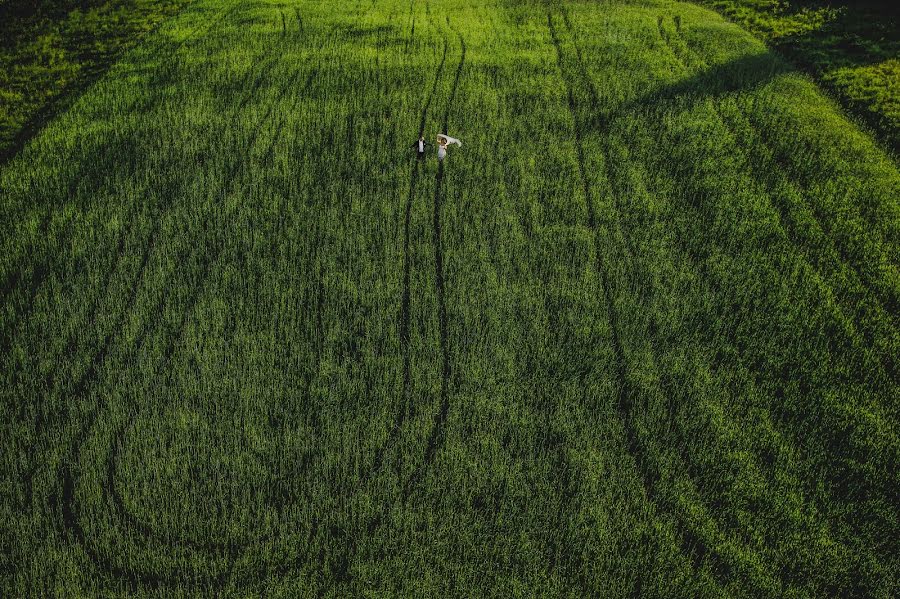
438 146 447 160
437 134 462 147
418 140 424 152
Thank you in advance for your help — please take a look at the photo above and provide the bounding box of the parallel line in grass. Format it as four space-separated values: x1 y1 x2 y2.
0 1 245 368
564 8 889 593
565 8 885 593
328 12 450 585
657 20 898 386
643 20 897 586
105 62 318 565
549 10 756 594
653 12 900 472
21 25 285 508
521 8 609 592
405 0 416 52
403 23 466 500
19 2 250 503
58 73 283 595
547 13 651 598
48 26 330 593
564 9 826 593
364 37 449 484
98 58 334 595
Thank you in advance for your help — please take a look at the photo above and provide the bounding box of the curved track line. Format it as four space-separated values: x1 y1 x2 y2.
23 40 285 510
650 20 896 586
403 25 465 499
655 14 898 455
557 9 843 594
405 0 417 52
0 4 242 353
104 62 315 554
49 30 332 592
662 26 897 387
86 63 329 592
103 61 322 555
363 35 448 485
548 12 733 595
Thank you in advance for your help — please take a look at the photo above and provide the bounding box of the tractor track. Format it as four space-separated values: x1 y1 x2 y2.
403 24 465 499
666 22 897 271
328 21 459 587
657 21 897 386
548 11 733 594
328 22 452 590
405 0 417 52
23 181 170 508
364 37 448 484
91 63 327 592
648 20 897 583
45 27 330 592
0 3 242 356
555 8 824 593
655 19 899 397
23 46 285 508
656 13 899 465
101 62 322 564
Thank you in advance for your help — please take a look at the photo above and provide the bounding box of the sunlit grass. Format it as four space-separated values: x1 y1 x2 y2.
0 0 897 596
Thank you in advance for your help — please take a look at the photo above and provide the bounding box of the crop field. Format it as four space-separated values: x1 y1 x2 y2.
1 0 898 596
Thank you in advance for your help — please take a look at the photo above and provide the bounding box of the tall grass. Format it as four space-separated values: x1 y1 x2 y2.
0 0 896 596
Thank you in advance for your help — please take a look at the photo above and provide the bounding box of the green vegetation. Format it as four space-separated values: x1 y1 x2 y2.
0 0 189 160
1 0 897 596
696 0 899 152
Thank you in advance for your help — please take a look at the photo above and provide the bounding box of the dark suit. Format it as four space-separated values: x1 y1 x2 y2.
412 139 431 158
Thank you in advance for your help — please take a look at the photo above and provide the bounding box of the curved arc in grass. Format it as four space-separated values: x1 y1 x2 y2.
0 3 245 358
651 10 899 467
547 9 750 595
101 69 338 596
360 24 449 487
20 18 287 510
98 59 328 561
44 27 337 594
644 16 898 582
559 6 889 593
656 18 898 387
402 22 465 500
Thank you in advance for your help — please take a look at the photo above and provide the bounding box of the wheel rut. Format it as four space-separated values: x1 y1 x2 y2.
403 25 465 499
0 2 243 356
548 11 732 594
364 36 448 484
51 31 328 592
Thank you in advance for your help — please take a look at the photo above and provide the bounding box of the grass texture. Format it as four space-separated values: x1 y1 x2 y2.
0 0 189 161
696 0 899 153
0 0 897 596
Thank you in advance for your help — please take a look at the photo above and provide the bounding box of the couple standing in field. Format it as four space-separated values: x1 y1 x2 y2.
412 133 462 161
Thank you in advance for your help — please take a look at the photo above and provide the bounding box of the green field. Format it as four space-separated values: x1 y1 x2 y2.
1 0 898 596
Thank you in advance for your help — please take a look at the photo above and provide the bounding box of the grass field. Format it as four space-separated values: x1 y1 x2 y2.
696 0 899 153
1 0 898 596
0 0 190 160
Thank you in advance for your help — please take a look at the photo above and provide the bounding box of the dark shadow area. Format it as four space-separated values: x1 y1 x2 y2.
609 50 792 123
0 0 189 165
698 0 899 152
773 0 898 70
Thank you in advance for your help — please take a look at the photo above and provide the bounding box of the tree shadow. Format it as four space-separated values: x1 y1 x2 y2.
711 0 900 151
771 0 899 72
609 50 792 123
